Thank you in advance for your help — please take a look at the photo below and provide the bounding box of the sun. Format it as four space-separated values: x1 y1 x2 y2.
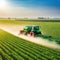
0 0 7 9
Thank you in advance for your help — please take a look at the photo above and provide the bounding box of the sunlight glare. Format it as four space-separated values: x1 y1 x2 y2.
0 0 8 9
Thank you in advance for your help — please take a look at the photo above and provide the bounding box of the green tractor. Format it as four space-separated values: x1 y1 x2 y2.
19 26 42 36
19 26 60 45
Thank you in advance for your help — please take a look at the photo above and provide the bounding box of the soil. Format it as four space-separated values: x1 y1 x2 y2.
0 24 60 49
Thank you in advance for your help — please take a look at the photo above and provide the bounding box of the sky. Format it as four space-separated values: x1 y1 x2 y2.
0 0 60 18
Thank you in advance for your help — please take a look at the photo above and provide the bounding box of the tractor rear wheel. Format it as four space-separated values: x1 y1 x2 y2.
40 32 42 34
30 32 35 37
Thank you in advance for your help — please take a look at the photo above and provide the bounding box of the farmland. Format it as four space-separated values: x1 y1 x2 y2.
0 20 60 59
0 20 60 39
0 29 60 60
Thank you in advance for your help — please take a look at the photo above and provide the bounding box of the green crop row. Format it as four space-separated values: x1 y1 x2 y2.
0 30 60 60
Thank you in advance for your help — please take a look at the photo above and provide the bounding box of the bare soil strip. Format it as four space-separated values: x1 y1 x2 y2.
0 24 60 49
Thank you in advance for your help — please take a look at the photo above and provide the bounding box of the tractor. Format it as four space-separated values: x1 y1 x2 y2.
19 26 60 45
19 26 42 36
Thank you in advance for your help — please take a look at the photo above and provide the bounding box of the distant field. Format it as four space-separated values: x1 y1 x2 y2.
0 20 60 39
0 29 60 60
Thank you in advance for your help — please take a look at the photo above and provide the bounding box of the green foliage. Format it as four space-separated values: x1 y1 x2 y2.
0 30 60 60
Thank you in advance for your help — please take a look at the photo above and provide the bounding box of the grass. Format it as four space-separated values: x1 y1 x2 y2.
0 29 60 60
0 20 60 39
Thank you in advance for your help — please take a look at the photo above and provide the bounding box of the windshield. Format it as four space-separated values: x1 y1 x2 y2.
34 26 39 30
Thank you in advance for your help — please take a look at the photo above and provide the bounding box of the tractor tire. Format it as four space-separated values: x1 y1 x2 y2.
30 32 35 37
40 32 42 34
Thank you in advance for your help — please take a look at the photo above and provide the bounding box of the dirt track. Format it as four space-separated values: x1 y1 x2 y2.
0 24 60 49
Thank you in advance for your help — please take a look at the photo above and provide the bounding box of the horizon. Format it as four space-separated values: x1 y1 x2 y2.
0 0 60 18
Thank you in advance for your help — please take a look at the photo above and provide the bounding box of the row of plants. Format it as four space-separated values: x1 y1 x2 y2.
0 30 60 60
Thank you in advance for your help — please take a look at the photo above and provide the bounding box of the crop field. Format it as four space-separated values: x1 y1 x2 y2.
0 29 60 60
0 20 60 39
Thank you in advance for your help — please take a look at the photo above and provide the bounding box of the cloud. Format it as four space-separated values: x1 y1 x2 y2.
0 0 60 18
